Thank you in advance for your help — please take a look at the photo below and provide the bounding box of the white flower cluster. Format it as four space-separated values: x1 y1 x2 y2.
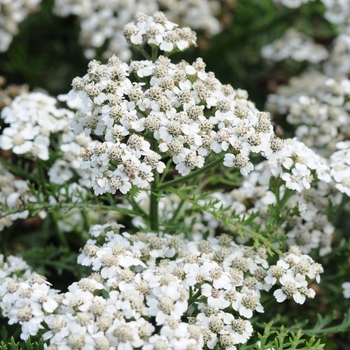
0 92 72 161
269 246 323 304
67 12 281 196
324 34 350 77
329 141 350 196
261 29 329 64
0 0 42 52
0 91 98 234
269 0 350 78
0 91 95 189
1 272 58 340
265 0 350 282
52 0 225 59
0 163 39 231
0 223 322 347
267 138 331 192
0 254 33 286
0 254 56 340
266 73 350 155
123 11 197 52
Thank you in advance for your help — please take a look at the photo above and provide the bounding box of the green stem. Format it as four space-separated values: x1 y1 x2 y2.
137 45 152 60
150 138 160 231
188 289 202 307
159 157 224 190
150 173 159 231
167 175 202 229
127 196 149 219
160 158 173 183
278 188 294 210
81 208 91 235
152 47 159 62
168 198 186 228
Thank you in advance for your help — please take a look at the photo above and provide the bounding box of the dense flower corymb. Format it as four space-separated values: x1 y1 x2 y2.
67 12 282 196
0 222 323 346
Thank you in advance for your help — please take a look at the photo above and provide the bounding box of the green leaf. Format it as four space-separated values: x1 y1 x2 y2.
302 308 350 336
8 338 19 350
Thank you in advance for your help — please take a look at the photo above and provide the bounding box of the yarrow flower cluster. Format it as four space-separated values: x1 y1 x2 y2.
261 29 329 64
0 0 42 52
0 254 55 340
0 90 95 186
0 162 40 231
0 223 323 346
268 138 331 190
329 141 350 196
122 11 197 52
67 12 282 196
52 0 229 59
269 246 323 304
0 89 99 234
266 73 350 155
0 92 72 161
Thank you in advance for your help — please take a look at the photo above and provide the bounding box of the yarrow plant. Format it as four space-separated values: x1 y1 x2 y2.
1 6 350 350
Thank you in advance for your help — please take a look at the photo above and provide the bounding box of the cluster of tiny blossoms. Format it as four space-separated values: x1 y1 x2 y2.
0 223 323 347
0 90 98 233
52 0 227 59
0 254 56 340
0 0 42 52
0 92 72 161
329 141 350 196
266 0 350 153
0 90 95 186
261 29 329 64
0 162 41 232
266 73 350 155
267 138 331 192
67 12 281 196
